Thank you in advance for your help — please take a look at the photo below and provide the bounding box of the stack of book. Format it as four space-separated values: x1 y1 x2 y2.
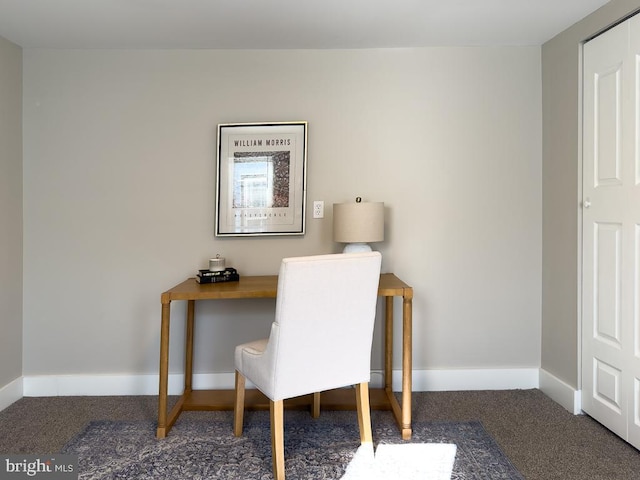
196 267 240 284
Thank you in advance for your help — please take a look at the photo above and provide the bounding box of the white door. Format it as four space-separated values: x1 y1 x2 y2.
582 14 640 449
628 16 640 449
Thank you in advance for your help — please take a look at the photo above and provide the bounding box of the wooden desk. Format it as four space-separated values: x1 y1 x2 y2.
156 273 413 439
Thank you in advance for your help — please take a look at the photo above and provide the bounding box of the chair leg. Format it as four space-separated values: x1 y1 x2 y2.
312 392 321 418
270 399 285 480
355 382 373 444
233 371 246 437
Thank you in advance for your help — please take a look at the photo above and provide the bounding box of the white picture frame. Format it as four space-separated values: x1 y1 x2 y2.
215 121 308 236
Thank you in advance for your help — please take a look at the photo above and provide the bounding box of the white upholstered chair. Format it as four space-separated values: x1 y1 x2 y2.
233 252 382 480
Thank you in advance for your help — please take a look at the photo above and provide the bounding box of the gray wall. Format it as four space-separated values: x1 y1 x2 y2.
0 35 22 391
541 0 640 389
21 47 542 379
5 0 640 403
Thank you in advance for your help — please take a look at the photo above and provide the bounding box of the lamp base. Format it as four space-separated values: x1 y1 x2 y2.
342 243 373 253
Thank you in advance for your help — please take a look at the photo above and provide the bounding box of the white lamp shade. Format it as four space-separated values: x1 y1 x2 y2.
333 201 384 244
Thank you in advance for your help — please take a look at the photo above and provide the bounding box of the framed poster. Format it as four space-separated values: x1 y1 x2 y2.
215 121 308 236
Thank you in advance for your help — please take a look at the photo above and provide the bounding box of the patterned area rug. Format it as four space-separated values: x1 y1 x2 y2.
62 412 524 479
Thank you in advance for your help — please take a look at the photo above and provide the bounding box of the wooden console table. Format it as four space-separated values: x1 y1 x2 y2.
157 273 413 439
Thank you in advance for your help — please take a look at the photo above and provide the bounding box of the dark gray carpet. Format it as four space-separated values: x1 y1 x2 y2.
61 414 522 480
2 390 640 479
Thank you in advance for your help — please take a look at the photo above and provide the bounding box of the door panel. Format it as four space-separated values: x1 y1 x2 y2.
595 64 622 186
628 14 640 449
582 16 636 446
593 358 622 414
594 222 622 346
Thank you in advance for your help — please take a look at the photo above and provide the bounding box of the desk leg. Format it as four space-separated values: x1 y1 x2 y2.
401 294 413 439
384 295 409 438
157 301 171 438
384 297 393 391
185 300 195 393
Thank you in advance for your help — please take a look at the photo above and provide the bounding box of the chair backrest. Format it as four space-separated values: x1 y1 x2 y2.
265 252 382 400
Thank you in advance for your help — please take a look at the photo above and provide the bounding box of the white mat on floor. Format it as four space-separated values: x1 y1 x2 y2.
341 442 457 480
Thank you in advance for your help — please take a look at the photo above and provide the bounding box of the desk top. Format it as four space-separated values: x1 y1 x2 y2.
162 273 412 303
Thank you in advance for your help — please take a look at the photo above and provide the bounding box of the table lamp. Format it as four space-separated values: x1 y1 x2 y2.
333 197 384 253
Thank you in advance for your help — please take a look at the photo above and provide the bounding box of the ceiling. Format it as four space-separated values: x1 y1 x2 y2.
0 0 611 49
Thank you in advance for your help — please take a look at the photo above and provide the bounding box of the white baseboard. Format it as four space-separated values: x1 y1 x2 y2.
539 368 582 414
0 377 23 411
23 374 187 397
407 368 539 392
4 368 588 417
19 367 540 398
22 373 250 397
